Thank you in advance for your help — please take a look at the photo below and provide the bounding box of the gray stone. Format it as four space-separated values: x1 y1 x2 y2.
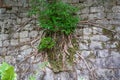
81 14 89 20
107 13 120 19
96 19 109 25
92 27 103 34
0 14 11 19
90 41 102 49
29 31 38 38
0 34 8 40
0 8 6 14
111 41 118 48
90 6 104 13
0 56 4 63
13 33 19 38
5 56 16 64
20 45 30 51
89 12 105 19
20 48 32 56
20 31 28 38
81 8 89 14
98 50 109 57
109 20 120 25
111 51 120 57
10 39 18 46
20 38 30 43
3 40 9 47
24 24 33 30
44 68 54 80
79 42 88 50
0 40 2 47
112 6 120 12
90 35 100 41
99 35 110 41
6 7 18 13
83 28 92 35
106 56 120 68
95 58 106 68
81 51 91 57
36 70 45 80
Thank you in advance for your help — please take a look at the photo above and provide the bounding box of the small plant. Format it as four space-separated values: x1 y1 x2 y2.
29 0 79 35
30 0 79 72
37 37 56 51
29 75 36 80
0 62 17 80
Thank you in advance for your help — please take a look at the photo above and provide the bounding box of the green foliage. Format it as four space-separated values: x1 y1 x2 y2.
0 62 17 80
29 75 36 80
29 0 79 35
37 37 55 51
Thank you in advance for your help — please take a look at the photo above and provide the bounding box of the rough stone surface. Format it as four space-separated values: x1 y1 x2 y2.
90 6 104 13
20 31 28 38
29 31 38 38
0 0 120 80
10 39 18 46
0 41 2 47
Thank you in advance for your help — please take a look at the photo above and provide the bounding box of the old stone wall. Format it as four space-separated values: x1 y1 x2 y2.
0 0 120 80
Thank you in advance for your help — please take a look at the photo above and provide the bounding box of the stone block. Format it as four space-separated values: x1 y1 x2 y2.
83 28 92 35
0 34 8 40
90 35 100 41
5 56 16 64
109 20 120 25
0 40 2 47
29 31 38 38
106 56 120 68
114 69 120 79
6 7 18 14
107 13 120 19
81 8 89 14
95 58 106 68
112 6 120 12
111 50 120 57
89 12 105 19
81 51 91 57
0 56 4 63
20 45 30 51
106 13 114 19
92 27 103 34
20 31 28 38
80 14 89 20
90 41 102 50
98 50 109 57
96 19 109 25
20 48 32 56
3 40 9 47
20 38 30 43
10 39 18 46
0 8 6 14
90 6 104 13
79 43 88 50
99 35 110 41
24 24 33 31
13 33 19 38
0 14 10 19
0 47 7 55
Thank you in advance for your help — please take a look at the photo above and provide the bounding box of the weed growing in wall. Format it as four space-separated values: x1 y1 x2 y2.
29 0 79 72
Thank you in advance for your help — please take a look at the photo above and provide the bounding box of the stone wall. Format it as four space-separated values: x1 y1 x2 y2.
0 0 120 80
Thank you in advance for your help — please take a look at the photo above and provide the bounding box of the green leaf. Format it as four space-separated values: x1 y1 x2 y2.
0 62 17 80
